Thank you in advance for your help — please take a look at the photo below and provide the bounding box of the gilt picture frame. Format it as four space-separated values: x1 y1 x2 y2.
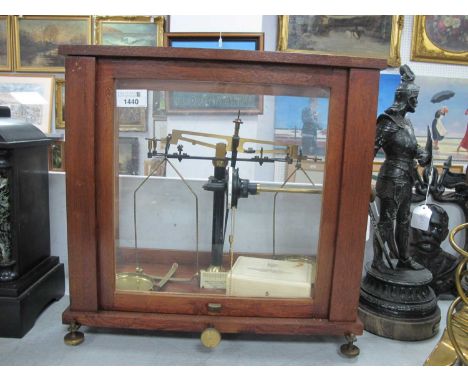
0 16 13 71
55 78 65 129
95 16 165 46
411 16 468 66
13 16 92 72
278 15 403 67
118 107 147 132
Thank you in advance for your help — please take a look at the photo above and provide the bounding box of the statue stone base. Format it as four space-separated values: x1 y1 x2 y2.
359 261 440 341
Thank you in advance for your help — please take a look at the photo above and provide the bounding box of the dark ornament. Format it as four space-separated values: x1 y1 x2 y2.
408 204 460 296
0 111 65 338
414 155 468 251
411 156 468 297
360 262 440 340
359 65 440 340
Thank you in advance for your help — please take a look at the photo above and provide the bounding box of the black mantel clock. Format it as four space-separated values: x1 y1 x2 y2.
0 106 65 338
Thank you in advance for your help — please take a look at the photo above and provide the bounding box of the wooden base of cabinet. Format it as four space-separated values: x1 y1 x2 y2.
62 306 363 337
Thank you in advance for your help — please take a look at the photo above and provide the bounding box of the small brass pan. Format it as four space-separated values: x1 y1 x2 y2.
116 272 154 291
115 263 180 292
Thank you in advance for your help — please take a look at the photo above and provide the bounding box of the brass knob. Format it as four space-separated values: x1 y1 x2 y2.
200 327 221 348
207 303 222 313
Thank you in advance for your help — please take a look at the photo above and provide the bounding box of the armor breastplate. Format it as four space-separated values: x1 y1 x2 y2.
377 113 419 179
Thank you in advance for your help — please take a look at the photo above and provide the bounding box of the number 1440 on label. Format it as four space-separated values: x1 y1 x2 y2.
116 89 148 108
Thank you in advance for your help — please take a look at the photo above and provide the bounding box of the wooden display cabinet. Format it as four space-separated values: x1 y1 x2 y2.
60 45 386 353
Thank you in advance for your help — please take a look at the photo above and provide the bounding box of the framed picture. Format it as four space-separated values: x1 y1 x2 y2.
0 74 54 133
164 32 264 50
411 16 468 66
412 75 468 162
117 107 147 132
278 15 403 67
55 78 65 129
13 16 92 72
164 33 264 114
118 137 139 175
49 139 65 171
375 73 468 163
95 16 165 46
166 92 263 115
0 16 13 71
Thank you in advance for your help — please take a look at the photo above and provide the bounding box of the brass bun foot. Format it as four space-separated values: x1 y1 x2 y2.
200 327 221 348
64 322 85 346
340 334 360 357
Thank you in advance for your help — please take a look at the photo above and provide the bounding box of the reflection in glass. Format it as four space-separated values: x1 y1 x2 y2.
115 81 330 300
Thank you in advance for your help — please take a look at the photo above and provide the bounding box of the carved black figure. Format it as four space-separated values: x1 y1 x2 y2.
373 65 431 271
414 155 468 251
409 204 459 296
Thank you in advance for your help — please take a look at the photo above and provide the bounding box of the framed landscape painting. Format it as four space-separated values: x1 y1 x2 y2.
278 15 403 66
0 74 54 133
14 16 92 72
95 16 165 46
411 16 468 66
0 16 13 71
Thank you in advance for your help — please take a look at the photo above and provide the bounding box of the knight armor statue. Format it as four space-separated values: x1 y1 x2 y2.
373 65 431 271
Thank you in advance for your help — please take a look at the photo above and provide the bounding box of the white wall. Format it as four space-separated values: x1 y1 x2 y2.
169 15 263 33
118 175 321 254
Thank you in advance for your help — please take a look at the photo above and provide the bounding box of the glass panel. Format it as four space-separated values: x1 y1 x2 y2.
114 79 330 300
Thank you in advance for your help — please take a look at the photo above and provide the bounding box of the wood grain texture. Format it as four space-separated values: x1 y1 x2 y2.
65 57 98 312
311 69 348 318
62 306 363 336
113 293 315 318
95 62 117 310
58 45 387 70
93 58 346 318
329 68 381 322
112 59 337 91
